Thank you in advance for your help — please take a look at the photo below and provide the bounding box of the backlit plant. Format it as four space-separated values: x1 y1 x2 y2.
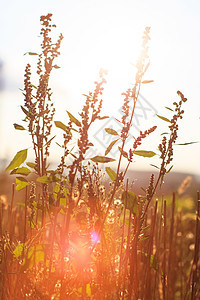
1 13 199 300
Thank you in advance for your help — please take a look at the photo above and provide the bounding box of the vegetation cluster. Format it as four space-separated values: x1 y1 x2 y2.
0 14 199 299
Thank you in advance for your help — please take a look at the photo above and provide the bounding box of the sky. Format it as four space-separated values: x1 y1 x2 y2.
0 0 200 176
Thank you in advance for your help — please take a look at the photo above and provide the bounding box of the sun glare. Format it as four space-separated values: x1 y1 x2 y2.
60 19 142 107
80 27 140 90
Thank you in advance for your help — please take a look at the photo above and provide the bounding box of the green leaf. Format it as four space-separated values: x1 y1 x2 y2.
141 187 146 193
37 176 52 184
134 150 156 158
13 123 26 130
121 191 138 216
16 177 30 191
13 243 24 258
86 284 92 296
56 142 62 148
166 165 173 173
6 149 28 171
150 254 159 271
28 220 36 228
118 147 128 159
43 135 56 147
71 128 79 133
156 114 171 123
176 141 199 146
10 168 17 175
165 106 174 112
26 162 36 169
54 121 67 131
105 128 119 136
21 105 29 117
66 111 81 127
32 246 44 264
105 139 119 156
60 198 66 206
12 167 31 176
139 235 149 241
90 156 115 163
53 182 60 194
46 260 55 273
150 164 159 169
142 225 150 232
142 252 158 271
53 183 60 201
105 167 117 181
142 80 154 84
24 245 45 270
63 188 69 197
31 84 37 89
17 202 25 207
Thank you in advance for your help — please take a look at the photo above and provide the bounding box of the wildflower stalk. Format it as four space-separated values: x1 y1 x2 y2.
118 178 129 295
99 27 151 232
64 75 106 241
191 191 200 299
141 91 188 222
167 192 176 299
7 183 15 234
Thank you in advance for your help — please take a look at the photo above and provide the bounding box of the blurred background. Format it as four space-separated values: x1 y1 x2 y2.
0 0 200 202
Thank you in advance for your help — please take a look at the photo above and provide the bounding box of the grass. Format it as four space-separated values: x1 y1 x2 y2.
0 14 199 299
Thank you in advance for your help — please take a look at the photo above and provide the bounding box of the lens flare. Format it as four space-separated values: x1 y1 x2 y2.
91 231 100 244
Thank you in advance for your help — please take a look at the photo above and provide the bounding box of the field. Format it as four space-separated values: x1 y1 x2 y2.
0 14 199 299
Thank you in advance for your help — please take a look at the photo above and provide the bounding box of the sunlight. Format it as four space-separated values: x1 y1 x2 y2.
79 27 141 90
69 234 92 267
60 18 142 108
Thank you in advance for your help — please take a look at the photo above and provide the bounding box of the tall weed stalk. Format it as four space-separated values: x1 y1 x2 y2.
0 14 198 300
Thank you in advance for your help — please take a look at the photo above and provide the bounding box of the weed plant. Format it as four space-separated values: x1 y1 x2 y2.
0 14 199 300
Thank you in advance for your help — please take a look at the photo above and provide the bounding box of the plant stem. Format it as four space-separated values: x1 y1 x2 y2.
191 190 200 299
